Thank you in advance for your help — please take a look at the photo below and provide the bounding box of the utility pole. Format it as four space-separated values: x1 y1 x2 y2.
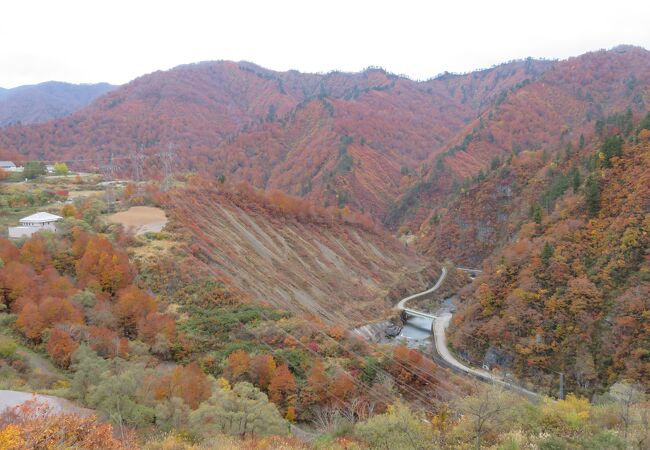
559 372 565 400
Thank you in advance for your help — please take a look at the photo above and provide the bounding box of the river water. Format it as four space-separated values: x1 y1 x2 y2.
398 316 433 343
394 297 457 348
351 298 455 349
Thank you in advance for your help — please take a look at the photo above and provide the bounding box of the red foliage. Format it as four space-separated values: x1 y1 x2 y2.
115 286 157 338
249 354 277 390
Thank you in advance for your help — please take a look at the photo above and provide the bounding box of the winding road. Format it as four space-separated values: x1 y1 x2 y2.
396 267 447 319
396 267 539 399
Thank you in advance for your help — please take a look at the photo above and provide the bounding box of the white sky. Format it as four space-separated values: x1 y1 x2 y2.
1 0 649 88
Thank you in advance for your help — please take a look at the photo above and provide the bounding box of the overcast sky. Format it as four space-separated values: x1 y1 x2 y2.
1 0 649 88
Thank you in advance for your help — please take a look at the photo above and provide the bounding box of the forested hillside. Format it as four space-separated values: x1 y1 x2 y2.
0 81 115 127
446 118 650 393
0 58 549 218
390 45 650 230
1 46 650 448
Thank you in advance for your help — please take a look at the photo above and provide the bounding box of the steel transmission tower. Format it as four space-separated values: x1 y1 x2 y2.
159 143 176 191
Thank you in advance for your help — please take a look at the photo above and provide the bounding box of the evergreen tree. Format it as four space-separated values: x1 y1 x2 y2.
532 204 543 224
23 161 46 179
601 135 623 168
571 167 581 192
585 174 601 217
541 242 554 266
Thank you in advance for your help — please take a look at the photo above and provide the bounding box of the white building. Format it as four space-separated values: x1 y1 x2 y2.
8 212 63 239
0 161 23 173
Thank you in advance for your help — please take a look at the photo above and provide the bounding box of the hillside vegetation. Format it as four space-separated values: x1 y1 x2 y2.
0 58 549 219
446 118 650 394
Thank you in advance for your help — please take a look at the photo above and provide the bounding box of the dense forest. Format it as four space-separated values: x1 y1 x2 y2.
445 115 650 394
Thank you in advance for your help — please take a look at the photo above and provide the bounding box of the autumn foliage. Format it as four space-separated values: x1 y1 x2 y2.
0 400 124 449
448 137 650 392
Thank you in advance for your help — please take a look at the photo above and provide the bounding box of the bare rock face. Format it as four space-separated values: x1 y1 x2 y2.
385 323 403 338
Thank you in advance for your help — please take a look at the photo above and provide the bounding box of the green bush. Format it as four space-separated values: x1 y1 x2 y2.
538 436 567 450
0 337 18 359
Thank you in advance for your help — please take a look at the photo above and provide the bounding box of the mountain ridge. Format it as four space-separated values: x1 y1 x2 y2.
0 81 116 127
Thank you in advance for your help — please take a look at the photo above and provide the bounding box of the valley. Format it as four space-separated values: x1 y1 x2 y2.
1 45 649 449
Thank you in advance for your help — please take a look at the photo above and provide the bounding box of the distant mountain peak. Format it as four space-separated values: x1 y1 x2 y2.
0 81 116 127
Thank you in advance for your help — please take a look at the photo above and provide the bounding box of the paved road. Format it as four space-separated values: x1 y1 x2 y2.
396 267 447 311
0 390 92 416
433 314 536 395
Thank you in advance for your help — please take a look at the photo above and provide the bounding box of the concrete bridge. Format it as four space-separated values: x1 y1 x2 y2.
402 307 436 320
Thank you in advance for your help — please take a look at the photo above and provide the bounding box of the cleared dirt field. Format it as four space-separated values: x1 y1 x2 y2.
107 206 167 235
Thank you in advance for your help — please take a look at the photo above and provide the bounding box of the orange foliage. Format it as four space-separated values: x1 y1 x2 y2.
15 303 45 341
75 233 134 294
0 237 19 264
136 311 176 345
329 371 356 402
19 237 50 274
226 349 251 381
47 328 79 368
115 286 157 338
0 399 124 449
88 326 127 358
301 359 329 406
268 364 296 413
168 363 211 409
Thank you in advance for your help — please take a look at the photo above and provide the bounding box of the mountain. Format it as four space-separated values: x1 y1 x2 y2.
2 48 649 229
0 59 550 218
388 46 650 231
0 81 115 127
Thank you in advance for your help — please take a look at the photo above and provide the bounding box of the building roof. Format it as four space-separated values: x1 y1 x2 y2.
0 161 16 168
19 212 63 223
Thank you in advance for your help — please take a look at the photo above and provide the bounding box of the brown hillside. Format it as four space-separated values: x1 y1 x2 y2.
162 180 439 325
